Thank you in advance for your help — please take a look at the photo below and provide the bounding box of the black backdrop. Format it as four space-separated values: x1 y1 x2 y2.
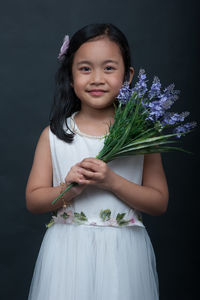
0 0 199 299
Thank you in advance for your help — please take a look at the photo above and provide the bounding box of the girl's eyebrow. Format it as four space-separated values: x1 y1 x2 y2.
77 59 119 66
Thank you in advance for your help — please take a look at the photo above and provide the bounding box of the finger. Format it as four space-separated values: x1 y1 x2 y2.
81 158 103 167
79 178 95 185
79 168 99 179
80 161 99 172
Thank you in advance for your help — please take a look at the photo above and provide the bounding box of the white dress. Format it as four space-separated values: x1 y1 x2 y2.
28 112 159 300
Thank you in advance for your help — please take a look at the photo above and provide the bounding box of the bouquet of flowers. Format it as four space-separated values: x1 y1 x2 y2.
51 69 197 205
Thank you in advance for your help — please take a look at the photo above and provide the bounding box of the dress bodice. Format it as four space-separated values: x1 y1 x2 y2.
47 112 145 228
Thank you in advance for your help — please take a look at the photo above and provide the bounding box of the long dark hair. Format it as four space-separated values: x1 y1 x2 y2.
49 23 132 143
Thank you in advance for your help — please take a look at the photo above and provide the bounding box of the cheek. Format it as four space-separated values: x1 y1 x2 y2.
72 75 86 91
110 76 124 91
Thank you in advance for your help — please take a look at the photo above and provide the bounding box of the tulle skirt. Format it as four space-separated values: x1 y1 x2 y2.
28 223 159 300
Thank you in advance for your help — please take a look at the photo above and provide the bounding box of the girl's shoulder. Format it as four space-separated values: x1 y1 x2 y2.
40 125 50 138
43 125 50 133
36 125 51 148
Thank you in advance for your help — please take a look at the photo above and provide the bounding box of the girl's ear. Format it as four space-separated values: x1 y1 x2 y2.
128 67 134 85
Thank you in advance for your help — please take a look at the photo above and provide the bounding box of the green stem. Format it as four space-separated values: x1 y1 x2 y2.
101 98 140 162
51 182 78 205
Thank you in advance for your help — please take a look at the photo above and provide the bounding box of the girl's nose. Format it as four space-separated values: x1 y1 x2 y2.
91 70 105 84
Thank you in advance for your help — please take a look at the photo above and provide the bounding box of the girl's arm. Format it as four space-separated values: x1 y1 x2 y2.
25 126 77 214
109 153 169 216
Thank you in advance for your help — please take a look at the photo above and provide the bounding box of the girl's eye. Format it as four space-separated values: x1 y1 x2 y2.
80 66 90 72
105 66 115 71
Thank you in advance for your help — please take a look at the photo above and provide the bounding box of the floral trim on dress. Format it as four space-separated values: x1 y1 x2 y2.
46 207 143 228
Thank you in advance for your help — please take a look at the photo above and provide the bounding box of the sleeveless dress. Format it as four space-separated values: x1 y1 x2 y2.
28 112 159 300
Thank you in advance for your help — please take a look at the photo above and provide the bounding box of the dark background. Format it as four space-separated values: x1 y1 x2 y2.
0 0 199 299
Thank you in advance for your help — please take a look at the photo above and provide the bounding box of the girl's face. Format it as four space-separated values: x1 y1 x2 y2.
71 36 133 112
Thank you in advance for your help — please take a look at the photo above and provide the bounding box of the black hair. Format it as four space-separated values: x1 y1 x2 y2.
49 23 132 143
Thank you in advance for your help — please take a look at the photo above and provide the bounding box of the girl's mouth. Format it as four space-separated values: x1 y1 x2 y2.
88 90 106 96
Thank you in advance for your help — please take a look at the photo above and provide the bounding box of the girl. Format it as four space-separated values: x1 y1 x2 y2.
26 23 169 300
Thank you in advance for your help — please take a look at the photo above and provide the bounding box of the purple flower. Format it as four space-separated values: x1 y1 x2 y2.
148 76 161 99
145 83 181 122
133 69 148 97
129 217 135 224
159 84 180 110
58 35 70 60
145 100 165 121
173 121 197 138
161 111 190 126
116 81 134 104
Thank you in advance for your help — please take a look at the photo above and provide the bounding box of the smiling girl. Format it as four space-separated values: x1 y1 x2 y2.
26 23 168 300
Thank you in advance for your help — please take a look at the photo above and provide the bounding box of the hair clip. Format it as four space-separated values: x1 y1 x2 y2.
58 35 70 61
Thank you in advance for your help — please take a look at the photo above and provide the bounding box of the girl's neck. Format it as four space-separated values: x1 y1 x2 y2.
76 105 115 123
74 105 115 137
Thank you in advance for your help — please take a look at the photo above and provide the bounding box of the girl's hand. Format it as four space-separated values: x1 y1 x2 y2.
64 162 88 197
78 157 116 191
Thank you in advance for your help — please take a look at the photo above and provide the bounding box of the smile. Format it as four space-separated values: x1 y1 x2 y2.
88 90 107 96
